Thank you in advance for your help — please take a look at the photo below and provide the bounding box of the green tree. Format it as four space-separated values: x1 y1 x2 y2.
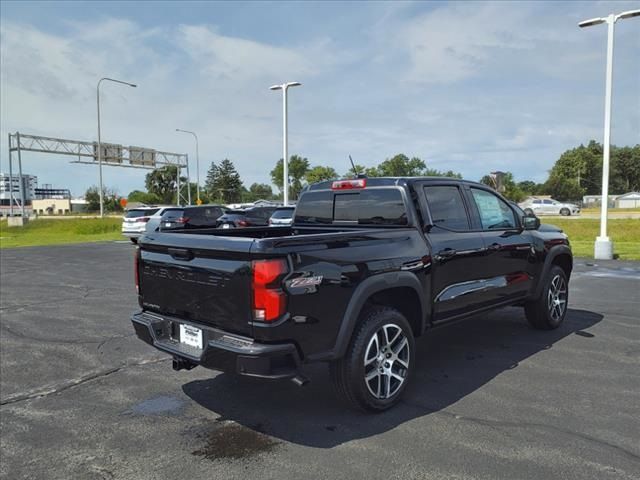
611 145 640 193
270 155 310 200
375 154 426 176
479 172 526 202
424 168 462 179
242 183 274 202
204 159 243 203
145 165 181 204
544 176 584 202
305 165 338 185
85 186 122 212
126 190 161 205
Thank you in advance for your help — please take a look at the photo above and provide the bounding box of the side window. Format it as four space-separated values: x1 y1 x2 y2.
470 188 516 230
423 186 470 231
543 199 553 205
532 199 541 205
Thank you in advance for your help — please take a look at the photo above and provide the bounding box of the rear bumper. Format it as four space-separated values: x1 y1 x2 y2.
131 311 301 379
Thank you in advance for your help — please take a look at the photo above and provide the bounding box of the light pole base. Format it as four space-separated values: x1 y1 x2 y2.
594 236 614 260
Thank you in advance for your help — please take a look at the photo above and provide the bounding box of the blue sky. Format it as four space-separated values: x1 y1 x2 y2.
1 0 638 197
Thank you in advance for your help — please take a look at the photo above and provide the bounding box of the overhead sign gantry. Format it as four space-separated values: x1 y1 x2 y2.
6 132 190 216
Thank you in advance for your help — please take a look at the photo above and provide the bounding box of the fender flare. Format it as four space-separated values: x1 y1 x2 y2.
533 245 573 299
315 271 426 361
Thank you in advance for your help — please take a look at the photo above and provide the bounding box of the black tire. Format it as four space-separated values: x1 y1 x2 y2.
560 208 570 216
524 208 535 216
330 306 415 412
525 265 569 330
130 237 138 244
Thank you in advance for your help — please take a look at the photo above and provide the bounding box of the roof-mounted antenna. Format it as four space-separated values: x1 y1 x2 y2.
349 155 366 178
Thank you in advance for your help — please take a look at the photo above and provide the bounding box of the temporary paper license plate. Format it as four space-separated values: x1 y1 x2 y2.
179 324 203 349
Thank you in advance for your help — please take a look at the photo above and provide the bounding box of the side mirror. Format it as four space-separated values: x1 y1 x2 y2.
522 214 540 230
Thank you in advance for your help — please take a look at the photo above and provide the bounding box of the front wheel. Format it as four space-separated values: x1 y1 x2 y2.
560 207 570 216
525 265 569 329
330 306 415 412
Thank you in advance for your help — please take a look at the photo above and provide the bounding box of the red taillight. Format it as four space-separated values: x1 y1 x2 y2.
237 220 250 227
135 217 151 223
177 217 190 224
331 179 366 190
134 247 141 295
252 259 288 322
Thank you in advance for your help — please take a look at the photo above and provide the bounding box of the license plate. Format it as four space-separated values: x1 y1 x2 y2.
179 324 203 349
221 223 231 229
165 222 172 227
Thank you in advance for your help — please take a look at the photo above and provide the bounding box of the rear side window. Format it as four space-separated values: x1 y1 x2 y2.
423 186 469 231
161 209 184 221
125 208 159 218
295 189 407 226
186 207 224 225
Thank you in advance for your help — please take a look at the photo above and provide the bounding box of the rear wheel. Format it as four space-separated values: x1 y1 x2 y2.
525 265 568 329
560 207 570 216
330 306 415 412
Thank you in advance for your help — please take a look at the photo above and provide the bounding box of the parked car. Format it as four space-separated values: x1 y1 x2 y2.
519 198 580 216
511 202 563 233
132 177 572 412
121 206 163 243
216 205 279 228
269 206 295 226
151 205 228 232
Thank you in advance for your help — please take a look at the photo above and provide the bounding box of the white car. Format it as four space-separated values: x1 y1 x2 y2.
121 206 173 242
518 198 580 216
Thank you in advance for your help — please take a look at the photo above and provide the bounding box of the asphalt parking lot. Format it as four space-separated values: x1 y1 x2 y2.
1 242 639 480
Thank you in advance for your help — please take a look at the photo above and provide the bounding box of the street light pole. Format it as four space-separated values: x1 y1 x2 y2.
270 82 301 206
176 129 200 204
97 77 136 218
579 9 640 259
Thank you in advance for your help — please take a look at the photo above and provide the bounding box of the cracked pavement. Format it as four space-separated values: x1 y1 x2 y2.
1 242 639 479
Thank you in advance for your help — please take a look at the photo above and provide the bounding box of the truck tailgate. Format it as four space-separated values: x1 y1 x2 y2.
138 233 255 337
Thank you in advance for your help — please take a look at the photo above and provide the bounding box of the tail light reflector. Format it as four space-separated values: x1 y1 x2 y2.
332 179 366 190
135 217 151 223
237 220 250 227
252 259 288 322
176 217 190 224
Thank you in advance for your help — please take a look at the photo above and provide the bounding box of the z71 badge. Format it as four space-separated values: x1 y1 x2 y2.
288 276 323 289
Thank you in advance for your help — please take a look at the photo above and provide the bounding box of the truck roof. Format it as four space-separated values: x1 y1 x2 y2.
305 177 487 191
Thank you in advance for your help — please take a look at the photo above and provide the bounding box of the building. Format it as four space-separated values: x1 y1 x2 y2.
0 173 38 206
582 194 620 208
615 192 640 209
31 185 73 215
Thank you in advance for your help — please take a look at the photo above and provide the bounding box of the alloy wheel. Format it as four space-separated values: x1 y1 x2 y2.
547 274 567 322
363 323 410 399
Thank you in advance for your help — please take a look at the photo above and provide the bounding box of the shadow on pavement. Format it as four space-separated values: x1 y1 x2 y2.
182 307 602 448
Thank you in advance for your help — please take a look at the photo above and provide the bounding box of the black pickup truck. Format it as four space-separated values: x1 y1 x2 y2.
132 177 572 411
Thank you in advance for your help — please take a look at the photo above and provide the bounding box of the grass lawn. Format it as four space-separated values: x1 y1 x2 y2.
1 216 638 261
0 218 123 248
543 218 640 261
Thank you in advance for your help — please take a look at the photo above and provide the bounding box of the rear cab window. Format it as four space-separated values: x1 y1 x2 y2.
295 188 408 226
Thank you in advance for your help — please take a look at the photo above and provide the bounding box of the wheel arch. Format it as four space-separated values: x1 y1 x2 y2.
533 245 573 298
331 272 425 360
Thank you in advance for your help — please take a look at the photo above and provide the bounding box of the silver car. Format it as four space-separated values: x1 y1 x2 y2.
518 198 580 216
268 206 295 226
